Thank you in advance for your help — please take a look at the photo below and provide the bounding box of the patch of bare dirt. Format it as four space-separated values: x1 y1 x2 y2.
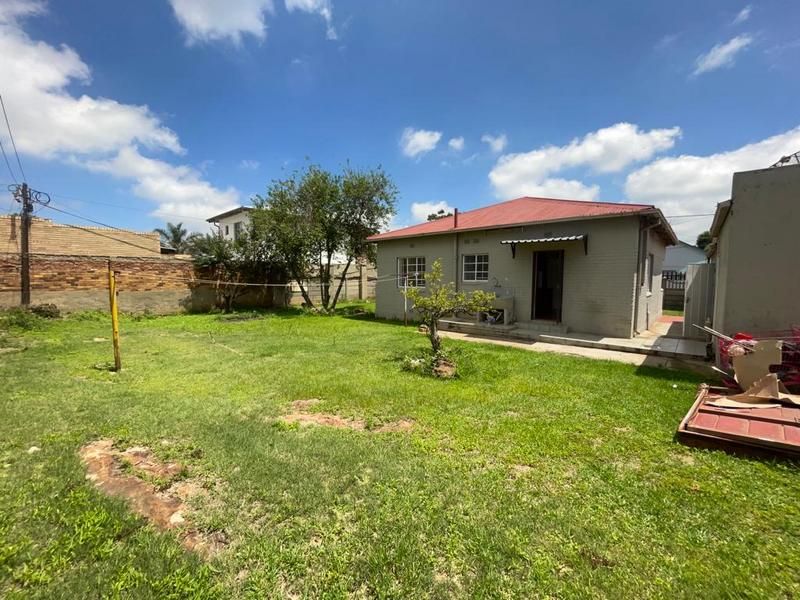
279 401 414 433
289 398 321 411
282 412 366 430
373 419 415 433
79 439 226 559
510 464 533 478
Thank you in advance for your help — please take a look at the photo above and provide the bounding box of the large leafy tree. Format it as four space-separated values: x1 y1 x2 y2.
154 222 192 253
252 164 396 311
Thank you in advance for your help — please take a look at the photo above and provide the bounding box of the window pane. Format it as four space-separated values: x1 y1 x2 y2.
463 254 488 281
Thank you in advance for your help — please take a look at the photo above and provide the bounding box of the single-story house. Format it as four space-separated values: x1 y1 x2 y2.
367 196 677 338
709 162 800 336
207 206 252 241
664 241 706 274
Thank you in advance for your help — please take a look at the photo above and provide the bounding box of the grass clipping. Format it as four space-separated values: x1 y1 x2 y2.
79 439 227 559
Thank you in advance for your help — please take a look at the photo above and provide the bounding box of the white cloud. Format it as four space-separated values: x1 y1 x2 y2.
0 2 238 224
410 201 453 223
0 11 182 157
285 0 336 40
625 126 800 239
400 127 442 159
85 146 239 221
692 34 753 76
732 5 752 25
481 133 507 153
655 33 680 51
239 159 260 170
168 0 274 45
488 122 680 200
448 136 465 152
0 0 44 22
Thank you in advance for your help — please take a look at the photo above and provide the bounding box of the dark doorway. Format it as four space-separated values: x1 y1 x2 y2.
532 250 564 321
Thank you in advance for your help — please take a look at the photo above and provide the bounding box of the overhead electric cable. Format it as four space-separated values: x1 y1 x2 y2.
0 94 26 182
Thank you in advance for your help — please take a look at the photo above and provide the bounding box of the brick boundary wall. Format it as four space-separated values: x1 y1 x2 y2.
0 254 213 314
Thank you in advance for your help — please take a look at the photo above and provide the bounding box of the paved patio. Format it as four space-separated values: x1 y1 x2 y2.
439 330 708 372
440 315 707 361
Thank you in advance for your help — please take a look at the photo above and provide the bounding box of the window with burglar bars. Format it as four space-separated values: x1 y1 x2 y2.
397 257 426 287
463 254 489 281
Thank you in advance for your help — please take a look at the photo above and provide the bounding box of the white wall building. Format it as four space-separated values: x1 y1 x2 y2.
207 207 252 241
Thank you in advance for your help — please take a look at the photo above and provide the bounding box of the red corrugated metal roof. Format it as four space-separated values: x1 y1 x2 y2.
368 196 656 241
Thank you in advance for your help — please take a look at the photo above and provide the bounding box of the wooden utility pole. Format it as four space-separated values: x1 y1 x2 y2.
19 182 32 305
107 260 121 371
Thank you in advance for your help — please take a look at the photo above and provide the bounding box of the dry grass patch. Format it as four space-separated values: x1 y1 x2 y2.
279 399 414 432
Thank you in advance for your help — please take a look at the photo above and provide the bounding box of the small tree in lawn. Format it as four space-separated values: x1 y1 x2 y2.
404 259 494 368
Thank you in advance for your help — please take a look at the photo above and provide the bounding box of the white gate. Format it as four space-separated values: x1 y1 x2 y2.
683 262 715 339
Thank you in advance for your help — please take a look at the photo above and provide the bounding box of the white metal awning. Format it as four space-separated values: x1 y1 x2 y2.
501 234 587 257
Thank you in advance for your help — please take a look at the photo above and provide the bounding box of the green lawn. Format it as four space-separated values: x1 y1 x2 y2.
662 309 684 317
1 305 799 598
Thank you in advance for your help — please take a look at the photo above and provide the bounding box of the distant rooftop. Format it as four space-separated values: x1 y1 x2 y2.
206 206 252 223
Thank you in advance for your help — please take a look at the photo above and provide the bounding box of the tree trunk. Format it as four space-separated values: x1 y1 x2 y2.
295 277 314 308
429 319 441 354
330 257 353 311
319 256 328 309
223 289 234 313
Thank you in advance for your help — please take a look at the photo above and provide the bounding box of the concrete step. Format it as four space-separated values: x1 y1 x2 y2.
539 334 706 359
515 320 568 335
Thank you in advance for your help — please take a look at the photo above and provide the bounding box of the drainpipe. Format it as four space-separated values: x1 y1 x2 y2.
453 208 459 291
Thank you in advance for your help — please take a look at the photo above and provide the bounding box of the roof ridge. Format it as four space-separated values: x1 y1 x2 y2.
445 195 652 219
516 196 654 209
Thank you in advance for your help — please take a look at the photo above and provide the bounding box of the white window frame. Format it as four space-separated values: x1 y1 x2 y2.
397 257 426 288
233 221 244 240
462 254 489 282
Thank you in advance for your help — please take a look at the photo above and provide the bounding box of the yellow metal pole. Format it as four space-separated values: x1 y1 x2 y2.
107 260 121 371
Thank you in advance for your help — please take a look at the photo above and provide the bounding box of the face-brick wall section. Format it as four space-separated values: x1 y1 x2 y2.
0 254 201 313
1 215 162 257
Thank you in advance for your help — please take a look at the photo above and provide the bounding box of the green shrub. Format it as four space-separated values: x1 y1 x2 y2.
0 307 44 330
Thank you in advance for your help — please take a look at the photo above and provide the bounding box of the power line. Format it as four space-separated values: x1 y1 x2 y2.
48 192 212 225
0 139 17 184
664 213 715 219
0 94 25 183
38 204 166 256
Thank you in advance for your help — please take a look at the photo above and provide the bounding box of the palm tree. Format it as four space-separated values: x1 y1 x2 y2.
154 222 190 253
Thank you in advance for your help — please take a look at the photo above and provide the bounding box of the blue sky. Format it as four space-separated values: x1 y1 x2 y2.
1 0 799 241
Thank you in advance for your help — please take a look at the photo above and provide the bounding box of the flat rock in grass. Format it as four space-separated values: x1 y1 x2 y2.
79 439 226 559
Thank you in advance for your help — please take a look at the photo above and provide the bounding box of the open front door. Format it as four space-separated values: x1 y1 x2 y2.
532 250 564 322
